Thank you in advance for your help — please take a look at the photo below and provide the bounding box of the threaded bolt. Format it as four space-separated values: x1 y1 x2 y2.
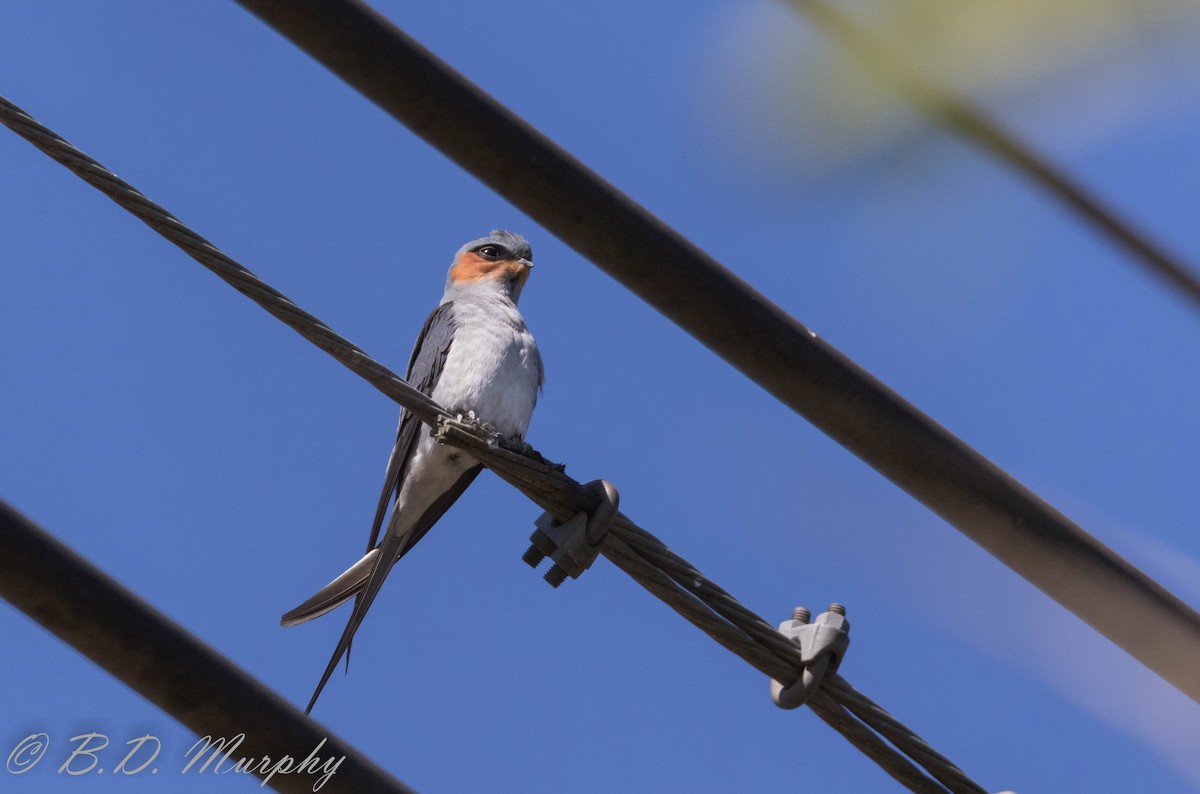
791 607 811 624
522 544 546 568
544 565 569 588
827 603 846 616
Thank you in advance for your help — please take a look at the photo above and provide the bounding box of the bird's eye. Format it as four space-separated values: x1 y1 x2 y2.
477 245 502 259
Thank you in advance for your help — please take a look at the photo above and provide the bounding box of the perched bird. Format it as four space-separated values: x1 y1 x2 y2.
283 230 542 712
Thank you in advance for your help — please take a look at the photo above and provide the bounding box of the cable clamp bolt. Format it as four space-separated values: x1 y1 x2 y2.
522 479 619 587
770 603 851 709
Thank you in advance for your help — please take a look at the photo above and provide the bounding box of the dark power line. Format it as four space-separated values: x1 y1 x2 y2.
229 0 1200 702
0 95 986 792
0 501 415 794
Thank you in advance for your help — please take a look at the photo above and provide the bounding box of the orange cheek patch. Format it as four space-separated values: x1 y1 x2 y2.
450 252 530 286
449 251 502 283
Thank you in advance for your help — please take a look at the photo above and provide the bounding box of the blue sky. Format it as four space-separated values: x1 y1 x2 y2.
3 1 1200 791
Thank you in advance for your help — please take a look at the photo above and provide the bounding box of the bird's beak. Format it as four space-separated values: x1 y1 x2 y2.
518 257 533 269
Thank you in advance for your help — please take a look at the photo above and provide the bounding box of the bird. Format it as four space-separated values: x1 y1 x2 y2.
282 230 542 713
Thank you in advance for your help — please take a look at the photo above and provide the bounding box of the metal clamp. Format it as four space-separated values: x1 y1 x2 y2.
770 604 851 709
522 479 619 587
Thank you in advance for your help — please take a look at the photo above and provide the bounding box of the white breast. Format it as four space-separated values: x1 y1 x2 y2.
430 297 541 440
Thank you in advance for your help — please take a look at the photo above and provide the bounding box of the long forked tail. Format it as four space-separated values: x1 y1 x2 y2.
280 548 380 627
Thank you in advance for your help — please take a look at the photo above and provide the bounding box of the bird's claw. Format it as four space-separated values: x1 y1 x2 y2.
510 439 538 457
502 437 565 471
451 411 498 439
442 415 563 470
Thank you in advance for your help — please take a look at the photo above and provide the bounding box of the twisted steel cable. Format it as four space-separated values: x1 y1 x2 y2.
2 95 986 793
228 0 1200 711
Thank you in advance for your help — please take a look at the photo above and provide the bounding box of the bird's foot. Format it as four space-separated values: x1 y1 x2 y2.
500 437 566 471
452 411 498 439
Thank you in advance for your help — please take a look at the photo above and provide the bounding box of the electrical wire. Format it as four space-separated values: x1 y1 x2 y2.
1 95 986 792
228 0 1200 706
0 500 415 794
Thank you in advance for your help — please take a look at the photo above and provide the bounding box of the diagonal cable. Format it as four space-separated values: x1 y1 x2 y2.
0 501 415 794
226 0 1200 706
787 0 1200 309
0 97 445 433
2 95 985 793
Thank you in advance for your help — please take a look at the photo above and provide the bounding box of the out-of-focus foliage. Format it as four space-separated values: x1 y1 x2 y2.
700 0 1200 178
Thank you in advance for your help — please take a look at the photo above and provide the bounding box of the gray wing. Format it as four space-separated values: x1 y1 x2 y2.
282 302 460 628
363 301 460 553
296 302 488 714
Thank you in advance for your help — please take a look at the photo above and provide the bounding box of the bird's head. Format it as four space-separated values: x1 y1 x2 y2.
446 230 534 302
